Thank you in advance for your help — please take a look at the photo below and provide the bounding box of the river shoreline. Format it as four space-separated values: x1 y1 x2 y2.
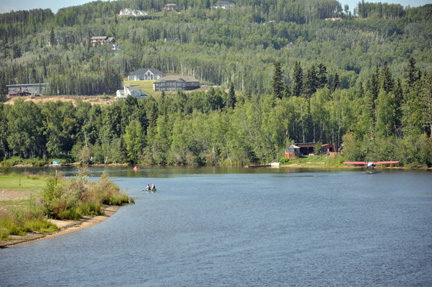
0 206 119 249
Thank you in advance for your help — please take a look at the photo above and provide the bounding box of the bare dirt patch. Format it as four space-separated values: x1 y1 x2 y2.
5 95 114 106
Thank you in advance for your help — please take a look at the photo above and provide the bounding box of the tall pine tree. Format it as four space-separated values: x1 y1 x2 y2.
292 61 303 97
271 61 284 99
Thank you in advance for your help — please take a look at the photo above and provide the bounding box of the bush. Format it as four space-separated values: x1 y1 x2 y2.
41 170 133 220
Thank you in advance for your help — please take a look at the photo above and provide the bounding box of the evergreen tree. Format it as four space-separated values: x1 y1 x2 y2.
332 73 340 92
367 65 379 107
292 61 303 97
271 61 284 99
50 27 57 46
317 63 327 89
380 61 394 93
406 56 417 88
227 82 236 108
304 64 318 97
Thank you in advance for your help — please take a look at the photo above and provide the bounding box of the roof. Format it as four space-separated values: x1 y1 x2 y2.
7 83 49 87
129 68 165 76
91 36 108 40
154 75 199 83
127 86 144 94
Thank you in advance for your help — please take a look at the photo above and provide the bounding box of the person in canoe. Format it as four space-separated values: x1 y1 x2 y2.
151 184 156 192
146 184 151 191
133 165 138 171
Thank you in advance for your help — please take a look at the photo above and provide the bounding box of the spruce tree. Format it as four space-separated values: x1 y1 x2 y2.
304 64 318 97
227 82 236 108
292 61 303 97
50 27 57 46
406 56 417 88
332 73 340 92
317 63 327 89
380 61 394 93
271 61 284 99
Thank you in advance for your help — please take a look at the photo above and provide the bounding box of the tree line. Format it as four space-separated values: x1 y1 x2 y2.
1 58 431 167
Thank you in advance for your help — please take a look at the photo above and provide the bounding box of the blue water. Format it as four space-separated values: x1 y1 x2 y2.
1 167 432 286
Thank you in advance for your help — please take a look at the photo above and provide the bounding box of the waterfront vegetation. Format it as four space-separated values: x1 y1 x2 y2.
0 1 432 168
0 170 133 241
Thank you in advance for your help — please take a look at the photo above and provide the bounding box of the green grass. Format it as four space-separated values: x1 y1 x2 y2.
123 80 156 96
0 173 47 192
123 79 204 98
283 154 346 167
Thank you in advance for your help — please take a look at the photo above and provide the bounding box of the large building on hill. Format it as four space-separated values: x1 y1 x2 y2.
153 76 200 92
128 68 165 81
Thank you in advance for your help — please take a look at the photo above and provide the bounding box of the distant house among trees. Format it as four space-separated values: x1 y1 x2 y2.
163 4 179 12
213 1 235 9
153 76 200 92
119 8 148 16
115 86 147 100
164 37 180 43
285 143 339 158
91 36 115 47
7 83 49 96
128 68 165 81
285 42 295 50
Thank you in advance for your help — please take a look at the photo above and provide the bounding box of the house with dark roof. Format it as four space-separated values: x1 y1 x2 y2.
153 76 200 92
128 68 166 81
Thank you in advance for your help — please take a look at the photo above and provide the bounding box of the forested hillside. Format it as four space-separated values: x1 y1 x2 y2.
0 0 431 167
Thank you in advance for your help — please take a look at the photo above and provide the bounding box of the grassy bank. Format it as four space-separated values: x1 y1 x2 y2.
279 154 346 168
0 170 134 241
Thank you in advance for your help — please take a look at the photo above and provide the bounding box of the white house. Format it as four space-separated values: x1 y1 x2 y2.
128 68 166 81
115 86 147 100
119 8 148 16
213 1 235 9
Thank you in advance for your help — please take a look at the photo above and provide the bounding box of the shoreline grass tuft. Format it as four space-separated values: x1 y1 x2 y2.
0 169 133 241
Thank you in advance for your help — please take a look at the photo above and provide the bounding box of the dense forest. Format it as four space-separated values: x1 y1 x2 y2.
0 0 431 167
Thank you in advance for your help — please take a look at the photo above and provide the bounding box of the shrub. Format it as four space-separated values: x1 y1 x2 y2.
41 171 132 220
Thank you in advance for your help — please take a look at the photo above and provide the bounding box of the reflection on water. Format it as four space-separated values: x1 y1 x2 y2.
1 167 432 286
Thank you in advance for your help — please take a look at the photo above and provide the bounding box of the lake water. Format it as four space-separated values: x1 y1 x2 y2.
1 167 432 286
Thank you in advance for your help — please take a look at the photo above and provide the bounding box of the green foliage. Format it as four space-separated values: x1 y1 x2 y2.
41 171 132 220
0 200 58 241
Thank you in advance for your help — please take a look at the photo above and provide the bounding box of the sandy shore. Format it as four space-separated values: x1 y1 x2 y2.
0 206 119 249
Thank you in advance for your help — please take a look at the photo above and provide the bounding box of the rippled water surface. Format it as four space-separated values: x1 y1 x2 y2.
1 167 432 286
